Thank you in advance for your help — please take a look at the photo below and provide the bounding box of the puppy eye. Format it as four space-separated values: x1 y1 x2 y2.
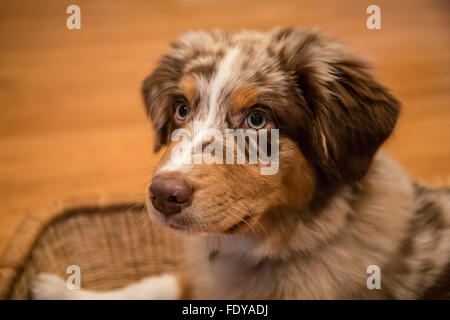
175 102 189 121
245 112 267 130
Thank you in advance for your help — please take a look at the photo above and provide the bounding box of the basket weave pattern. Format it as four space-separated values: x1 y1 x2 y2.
0 196 183 299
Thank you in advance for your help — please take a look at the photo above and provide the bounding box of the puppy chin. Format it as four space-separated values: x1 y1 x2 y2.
145 199 200 234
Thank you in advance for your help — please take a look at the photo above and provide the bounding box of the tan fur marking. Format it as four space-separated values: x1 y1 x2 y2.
230 84 261 113
179 75 197 103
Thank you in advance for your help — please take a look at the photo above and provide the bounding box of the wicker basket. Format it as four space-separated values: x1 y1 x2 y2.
0 195 183 300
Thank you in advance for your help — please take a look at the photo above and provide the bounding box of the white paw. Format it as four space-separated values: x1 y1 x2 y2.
30 273 74 300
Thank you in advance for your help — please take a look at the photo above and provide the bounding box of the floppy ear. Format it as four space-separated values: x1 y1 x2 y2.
142 54 184 152
275 29 401 184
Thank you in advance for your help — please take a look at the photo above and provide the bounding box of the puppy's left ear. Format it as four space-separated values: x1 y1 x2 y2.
275 29 401 185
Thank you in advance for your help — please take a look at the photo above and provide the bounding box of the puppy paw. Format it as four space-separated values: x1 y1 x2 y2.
30 273 73 300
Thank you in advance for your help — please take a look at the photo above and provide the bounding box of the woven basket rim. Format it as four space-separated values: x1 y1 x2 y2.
0 194 144 299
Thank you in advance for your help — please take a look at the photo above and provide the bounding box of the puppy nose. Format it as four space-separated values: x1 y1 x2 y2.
149 173 192 216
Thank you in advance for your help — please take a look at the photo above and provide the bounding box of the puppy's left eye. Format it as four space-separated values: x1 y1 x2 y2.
246 112 267 130
175 102 189 121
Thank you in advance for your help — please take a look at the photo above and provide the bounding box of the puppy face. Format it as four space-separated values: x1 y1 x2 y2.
142 29 400 234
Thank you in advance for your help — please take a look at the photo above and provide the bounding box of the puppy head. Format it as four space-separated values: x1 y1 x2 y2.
142 28 400 234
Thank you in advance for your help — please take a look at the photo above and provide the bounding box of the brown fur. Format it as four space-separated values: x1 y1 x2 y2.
141 28 450 299
179 75 198 106
230 84 261 113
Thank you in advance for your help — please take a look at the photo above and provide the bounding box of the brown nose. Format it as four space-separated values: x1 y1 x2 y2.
149 173 192 216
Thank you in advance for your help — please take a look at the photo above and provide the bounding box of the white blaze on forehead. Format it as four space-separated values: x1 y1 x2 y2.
158 48 241 175
207 47 241 125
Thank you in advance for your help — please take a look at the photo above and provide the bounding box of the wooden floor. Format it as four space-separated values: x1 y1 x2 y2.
0 0 449 254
